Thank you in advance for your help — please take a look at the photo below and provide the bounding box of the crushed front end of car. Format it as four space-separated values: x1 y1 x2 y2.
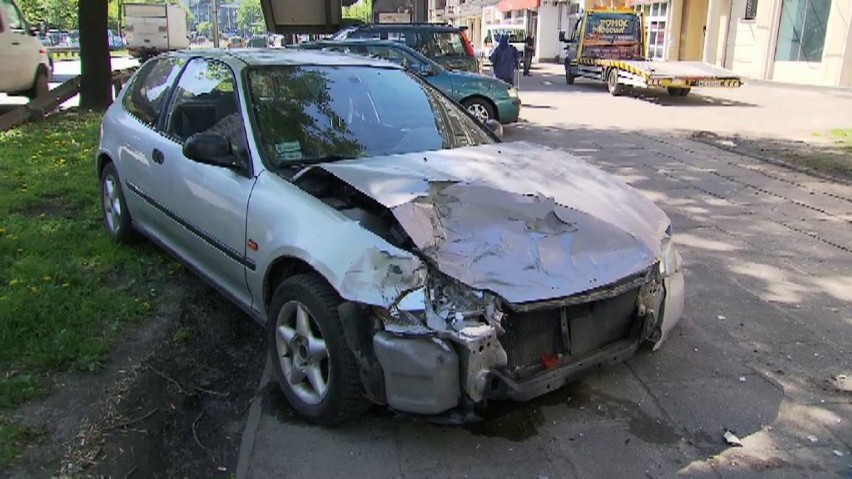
294 142 685 420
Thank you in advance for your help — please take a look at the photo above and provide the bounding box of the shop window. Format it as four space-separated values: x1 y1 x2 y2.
775 0 831 62
745 0 759 20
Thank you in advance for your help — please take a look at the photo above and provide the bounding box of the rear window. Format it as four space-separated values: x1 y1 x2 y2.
429 31 466 57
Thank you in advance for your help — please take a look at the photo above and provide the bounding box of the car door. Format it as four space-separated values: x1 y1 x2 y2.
0 0 33 91
117 56 186 236
157 57 255 306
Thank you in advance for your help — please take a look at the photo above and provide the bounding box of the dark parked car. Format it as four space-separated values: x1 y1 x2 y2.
333 22 480 73
296 39 520 124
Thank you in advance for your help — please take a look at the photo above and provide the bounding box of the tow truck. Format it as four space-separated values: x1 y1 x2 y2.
559 8 743 97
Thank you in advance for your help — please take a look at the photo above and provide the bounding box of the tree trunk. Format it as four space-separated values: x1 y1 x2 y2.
79 0 113 110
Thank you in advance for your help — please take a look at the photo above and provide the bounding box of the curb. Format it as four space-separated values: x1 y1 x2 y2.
235 358 273 479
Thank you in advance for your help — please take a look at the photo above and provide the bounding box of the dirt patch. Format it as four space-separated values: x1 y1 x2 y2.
4 270 265 478
691 131 852 183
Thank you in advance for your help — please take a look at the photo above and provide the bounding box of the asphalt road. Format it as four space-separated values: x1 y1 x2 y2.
239 65 852 478
0 56 139 113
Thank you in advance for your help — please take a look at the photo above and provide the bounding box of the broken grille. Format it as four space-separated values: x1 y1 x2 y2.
499 286 642 379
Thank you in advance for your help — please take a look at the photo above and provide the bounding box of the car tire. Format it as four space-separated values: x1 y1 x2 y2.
462 97 496 123
27 69 49 100
100 163 138 243
679 87 691 97
267 274 369 426
607 69 623 96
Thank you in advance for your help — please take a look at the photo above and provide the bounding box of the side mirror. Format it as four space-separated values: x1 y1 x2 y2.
484 119 503 139
183 133 243 169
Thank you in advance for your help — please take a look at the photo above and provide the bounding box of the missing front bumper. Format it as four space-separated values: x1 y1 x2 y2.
485 339 640 402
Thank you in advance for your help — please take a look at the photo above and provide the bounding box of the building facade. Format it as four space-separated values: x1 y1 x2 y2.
625 0 852 87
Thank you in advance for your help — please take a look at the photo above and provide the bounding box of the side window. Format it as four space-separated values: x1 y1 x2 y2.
0 0 24 30
571 19 582 42
123 57 185 127
165 58 245 153
366 46 410 67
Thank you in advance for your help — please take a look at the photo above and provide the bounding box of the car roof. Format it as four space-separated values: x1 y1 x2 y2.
300 39 442 65
346 22 462 32
164 48 405 69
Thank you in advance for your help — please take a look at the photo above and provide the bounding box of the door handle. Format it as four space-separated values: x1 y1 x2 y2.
152 148 165 164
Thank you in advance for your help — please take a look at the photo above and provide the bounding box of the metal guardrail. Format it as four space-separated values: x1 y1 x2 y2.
47 46 81 59
0 66 137 132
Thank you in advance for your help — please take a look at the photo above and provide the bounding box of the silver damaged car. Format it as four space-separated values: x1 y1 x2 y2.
97 49 685 425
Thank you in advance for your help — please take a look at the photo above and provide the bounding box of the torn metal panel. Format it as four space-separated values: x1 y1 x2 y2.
303 141 670 304
338 246 427 307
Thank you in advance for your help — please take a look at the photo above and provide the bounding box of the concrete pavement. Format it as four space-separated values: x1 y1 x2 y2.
238 70 852 478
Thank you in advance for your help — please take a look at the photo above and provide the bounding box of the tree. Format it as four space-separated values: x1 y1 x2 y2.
237 0 263 35
197 21 212 37
342 0 372 22
79 0 113 110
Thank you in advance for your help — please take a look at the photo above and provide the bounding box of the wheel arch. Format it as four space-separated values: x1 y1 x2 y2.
263 256 324 312
96 152 114 179
461 94 499 122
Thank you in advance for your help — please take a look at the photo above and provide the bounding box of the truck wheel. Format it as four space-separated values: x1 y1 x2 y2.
566 71 575 85
268 274 370 426
607 69 623 96
679 87 691 97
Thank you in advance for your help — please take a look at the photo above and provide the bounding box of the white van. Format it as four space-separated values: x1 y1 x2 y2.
480 25 527 61
0 0 51 99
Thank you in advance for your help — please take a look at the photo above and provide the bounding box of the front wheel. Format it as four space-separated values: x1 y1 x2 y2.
268 274 369 426
607 69 623 96
462 97 496 123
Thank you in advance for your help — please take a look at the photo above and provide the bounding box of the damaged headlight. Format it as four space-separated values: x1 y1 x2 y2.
659 234 682 277
384 272 505 334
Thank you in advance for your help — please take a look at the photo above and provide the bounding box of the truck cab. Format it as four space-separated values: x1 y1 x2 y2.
0 0 51 99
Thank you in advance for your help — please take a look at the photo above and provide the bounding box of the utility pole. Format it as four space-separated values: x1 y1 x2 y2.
212 0 220 47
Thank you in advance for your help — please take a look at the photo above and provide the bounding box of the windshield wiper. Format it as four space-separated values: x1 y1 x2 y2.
285 155 358 168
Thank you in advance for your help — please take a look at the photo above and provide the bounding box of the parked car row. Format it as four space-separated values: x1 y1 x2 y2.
97 45 685 425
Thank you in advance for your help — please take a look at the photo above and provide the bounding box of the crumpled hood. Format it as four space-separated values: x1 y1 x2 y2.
301 141 671 305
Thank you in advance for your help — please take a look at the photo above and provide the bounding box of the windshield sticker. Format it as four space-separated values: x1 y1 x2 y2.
275 142 303 160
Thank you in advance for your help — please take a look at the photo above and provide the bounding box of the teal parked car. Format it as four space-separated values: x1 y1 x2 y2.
296 39 521 124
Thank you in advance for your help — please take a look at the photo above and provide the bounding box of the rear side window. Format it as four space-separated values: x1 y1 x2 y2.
428 32 466 57
0 0 25 30
349 29 425 54
123 57 185 127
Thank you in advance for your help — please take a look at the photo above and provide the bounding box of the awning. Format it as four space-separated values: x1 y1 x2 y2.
497 0 540 12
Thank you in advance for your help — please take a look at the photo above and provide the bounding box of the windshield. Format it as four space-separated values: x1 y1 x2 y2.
246 65 494 168
486 29 525 44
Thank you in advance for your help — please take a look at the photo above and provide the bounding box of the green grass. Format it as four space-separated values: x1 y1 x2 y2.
0 112 171 410
0 419 41 465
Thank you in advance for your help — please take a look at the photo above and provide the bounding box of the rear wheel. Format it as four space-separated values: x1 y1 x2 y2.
462 97 496 123
27 69 49 100
667 86 691 97
607 69 623 96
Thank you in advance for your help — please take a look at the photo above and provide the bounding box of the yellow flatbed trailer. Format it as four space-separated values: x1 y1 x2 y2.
561 8 743 97
573 58 743 96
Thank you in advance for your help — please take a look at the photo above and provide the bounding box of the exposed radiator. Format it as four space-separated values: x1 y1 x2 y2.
499 286 642 379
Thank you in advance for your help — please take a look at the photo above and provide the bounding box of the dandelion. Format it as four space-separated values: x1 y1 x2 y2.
62 283 71 288
30 286 39 294
43 276 52 282
8 279 19 286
